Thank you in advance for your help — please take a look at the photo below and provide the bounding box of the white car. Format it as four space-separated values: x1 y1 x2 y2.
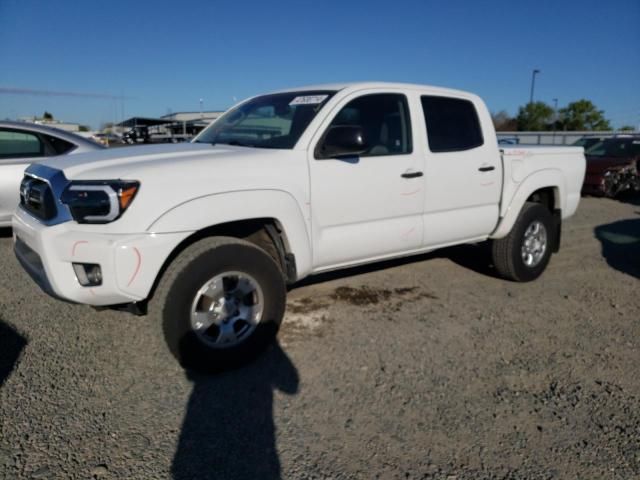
12 83 586 371
0 121 103 227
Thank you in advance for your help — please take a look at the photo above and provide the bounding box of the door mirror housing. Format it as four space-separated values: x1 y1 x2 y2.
316 125 368 159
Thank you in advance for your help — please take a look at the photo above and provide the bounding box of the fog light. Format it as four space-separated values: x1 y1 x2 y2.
72 263 102 286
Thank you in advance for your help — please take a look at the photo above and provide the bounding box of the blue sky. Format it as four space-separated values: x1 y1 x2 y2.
1 0 638 129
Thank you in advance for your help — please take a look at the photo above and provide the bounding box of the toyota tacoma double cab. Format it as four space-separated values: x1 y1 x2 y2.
13 82 586 371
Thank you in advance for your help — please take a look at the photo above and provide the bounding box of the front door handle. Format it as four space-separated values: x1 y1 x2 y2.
478 166 495 172
401 171 423 179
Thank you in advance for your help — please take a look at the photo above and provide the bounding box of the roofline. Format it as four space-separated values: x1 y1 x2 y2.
267 81 475 98
160 111 225 117
0 120 104 148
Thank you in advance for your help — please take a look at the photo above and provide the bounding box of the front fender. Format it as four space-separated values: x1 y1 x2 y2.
147 189 313 278
491 169 564 239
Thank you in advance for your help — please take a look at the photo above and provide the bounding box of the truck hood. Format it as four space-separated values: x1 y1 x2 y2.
34 141 309 234
585 155 638 174
40 142 265 179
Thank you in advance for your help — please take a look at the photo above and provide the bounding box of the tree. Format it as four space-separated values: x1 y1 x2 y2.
516 102 554 131
619 125 635 132
42 111 53 120
492 110 518 131
78 125 90 132
558 100 611 131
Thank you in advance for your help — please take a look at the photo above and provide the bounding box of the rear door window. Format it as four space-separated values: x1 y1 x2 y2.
0 129 45 159
421 96 483 153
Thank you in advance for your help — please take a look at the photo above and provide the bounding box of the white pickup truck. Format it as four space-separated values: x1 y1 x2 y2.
13 82 585 371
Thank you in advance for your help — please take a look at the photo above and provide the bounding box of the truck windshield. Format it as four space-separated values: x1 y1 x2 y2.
194 90 336 149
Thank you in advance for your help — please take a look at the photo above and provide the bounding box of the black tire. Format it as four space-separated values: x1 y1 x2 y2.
149 236 286 372
491 202 556 282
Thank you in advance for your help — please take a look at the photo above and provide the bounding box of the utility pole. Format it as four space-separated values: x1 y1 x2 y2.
199 98 203 119
529 69 540 105
552 98 558 144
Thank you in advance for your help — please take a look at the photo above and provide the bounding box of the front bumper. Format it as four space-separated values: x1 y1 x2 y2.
12 207 190 306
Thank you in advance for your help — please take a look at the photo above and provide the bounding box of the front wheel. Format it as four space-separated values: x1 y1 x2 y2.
491 202 556 282
149 237 286 372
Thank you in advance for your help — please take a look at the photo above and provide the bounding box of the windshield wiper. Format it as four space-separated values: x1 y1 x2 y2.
225 140 254 147
207 139 280 149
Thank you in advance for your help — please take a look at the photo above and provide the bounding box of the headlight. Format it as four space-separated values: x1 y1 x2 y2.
61 180 139 224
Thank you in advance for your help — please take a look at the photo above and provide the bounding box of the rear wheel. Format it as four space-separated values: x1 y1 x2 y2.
149 236 286 372
491 202 555 282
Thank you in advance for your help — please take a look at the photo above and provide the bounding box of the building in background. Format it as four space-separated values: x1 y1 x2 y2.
116 111 225 144
161 111 224 123
18 115 83 132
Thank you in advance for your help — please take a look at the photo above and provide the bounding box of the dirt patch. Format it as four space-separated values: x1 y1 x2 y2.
290 285 438 314
287 296 331 314
330 285 438 306
283 285 439 340
330 286 393 305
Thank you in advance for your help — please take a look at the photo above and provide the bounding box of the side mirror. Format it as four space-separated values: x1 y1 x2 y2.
317 125 368 159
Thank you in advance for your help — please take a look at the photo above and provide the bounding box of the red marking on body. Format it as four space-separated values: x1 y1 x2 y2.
401 227 416 240
401 189 421 196
71 240 88 257
127 247 142 287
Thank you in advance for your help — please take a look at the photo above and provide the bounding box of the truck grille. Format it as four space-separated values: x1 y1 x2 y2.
19 176 57 221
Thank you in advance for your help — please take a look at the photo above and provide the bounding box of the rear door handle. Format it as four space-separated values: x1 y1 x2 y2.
478 166 495 172
401 171 423 179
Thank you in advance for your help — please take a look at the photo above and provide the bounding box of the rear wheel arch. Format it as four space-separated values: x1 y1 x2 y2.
525 187 562 252
492 171 565 240
526 186 558 212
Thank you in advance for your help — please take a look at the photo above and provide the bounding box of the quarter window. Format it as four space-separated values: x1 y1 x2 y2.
0 129 45 159
323 94 412 157
421 96 483 152
43 134 75 155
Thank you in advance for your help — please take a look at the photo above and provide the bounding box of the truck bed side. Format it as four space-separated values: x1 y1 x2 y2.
491 146 586 239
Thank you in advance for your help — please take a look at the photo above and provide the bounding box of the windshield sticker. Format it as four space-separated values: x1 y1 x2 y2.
289 95 329 106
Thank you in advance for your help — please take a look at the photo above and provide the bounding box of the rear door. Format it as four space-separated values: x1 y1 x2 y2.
308 91 425 269
419 95 502 246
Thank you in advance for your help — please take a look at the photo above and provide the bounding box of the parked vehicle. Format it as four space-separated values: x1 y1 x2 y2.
12 83 586 371
582 136 640 197
90 132 124 146
572 136 608 151
122 126 150 144
0 121 104 227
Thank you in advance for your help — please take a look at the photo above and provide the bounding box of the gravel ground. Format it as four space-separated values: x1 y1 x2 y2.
0 196 639 479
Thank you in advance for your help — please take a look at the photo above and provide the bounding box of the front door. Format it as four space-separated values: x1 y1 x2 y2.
308 92 425 269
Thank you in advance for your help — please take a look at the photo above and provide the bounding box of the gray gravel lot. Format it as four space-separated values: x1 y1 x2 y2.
1 196 639 479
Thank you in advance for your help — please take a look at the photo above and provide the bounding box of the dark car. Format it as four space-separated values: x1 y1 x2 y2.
572 136 608 151
582 136 640 197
